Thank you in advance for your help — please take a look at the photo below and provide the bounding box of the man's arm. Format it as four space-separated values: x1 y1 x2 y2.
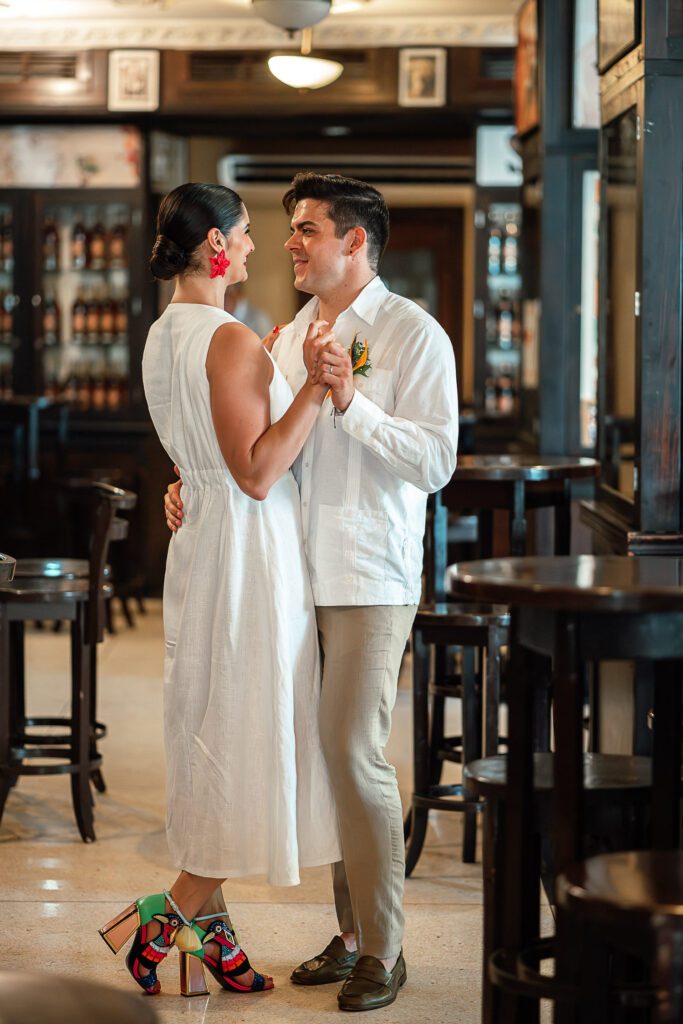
321 322 458 493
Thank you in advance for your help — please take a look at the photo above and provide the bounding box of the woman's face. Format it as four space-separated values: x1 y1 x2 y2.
225 205 255 285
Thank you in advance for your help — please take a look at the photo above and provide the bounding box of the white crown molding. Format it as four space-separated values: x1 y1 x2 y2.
0 15 515 51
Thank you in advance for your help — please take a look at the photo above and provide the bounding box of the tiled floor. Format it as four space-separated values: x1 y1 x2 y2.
0 601 539 1023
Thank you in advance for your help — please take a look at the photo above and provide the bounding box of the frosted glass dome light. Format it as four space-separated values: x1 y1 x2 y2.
252 0 331 31
268 54 343 89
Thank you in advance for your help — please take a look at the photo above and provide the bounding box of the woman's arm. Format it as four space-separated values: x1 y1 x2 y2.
206 319 330 501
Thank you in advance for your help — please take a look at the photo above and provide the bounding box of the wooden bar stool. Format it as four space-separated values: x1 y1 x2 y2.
465 753 653 1024
0 483 136 841
11 482 136 795
405 601 509 873
557 851 683 1023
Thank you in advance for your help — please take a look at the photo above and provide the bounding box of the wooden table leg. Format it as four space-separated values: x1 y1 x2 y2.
462 644 480 863
510 481 527 557
70 605 95 842
552 613 583 1024
0 604 13 824
652 659 682 849
554 480 572 555
484 624 502 758
499 609 539 1023
405 625 430 876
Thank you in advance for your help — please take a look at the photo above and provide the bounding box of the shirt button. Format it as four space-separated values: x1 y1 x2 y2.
303 501 308 507
304 462 310 468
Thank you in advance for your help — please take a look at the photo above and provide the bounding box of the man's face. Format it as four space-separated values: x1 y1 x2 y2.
284 198 350 296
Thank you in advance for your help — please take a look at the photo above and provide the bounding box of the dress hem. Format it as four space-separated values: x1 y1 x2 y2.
169 851 342 887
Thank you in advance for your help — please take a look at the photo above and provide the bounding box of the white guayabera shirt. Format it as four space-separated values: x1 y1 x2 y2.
272 275 459 606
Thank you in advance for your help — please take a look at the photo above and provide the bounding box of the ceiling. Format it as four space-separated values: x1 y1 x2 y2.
0 0 519 50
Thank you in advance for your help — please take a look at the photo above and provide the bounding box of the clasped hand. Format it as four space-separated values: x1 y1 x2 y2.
303 320 354 412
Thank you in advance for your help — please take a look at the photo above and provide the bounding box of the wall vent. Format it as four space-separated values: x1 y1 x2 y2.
0 52 80 82
190 50 371 85
220 154 475 187
480 49 514 81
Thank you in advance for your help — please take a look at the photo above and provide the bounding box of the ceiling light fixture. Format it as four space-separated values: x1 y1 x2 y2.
268 24 343 90
252 0 331 32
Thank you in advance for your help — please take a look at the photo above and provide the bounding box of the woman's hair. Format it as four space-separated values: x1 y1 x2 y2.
150 182 244 281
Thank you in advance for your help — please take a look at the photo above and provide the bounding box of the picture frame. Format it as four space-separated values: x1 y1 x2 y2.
598 0 640 72
573 0 600 129
108 49 160 112
515 0 540 136
398 48 447 108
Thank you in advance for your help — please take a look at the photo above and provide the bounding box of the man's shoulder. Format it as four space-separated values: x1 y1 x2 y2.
380 288 445 334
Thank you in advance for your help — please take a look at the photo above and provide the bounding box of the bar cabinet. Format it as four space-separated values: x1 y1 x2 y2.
582 0 683 554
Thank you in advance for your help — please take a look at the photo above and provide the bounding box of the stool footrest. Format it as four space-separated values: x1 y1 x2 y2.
489 940 576 1003
413 784 482 813
3 748 103 777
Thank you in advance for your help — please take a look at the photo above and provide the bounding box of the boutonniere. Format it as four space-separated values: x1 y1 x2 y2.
325 333 371 401
350 333 371 378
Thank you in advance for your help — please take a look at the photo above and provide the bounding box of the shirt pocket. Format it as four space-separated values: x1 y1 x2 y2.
316 504 388 580
355 368 394 413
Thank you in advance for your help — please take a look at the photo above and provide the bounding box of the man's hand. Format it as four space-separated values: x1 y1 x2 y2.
164 465 183 532
318 341 354 412
303 320 335 382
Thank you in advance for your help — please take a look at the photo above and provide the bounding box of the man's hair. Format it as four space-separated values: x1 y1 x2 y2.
282 172 390 271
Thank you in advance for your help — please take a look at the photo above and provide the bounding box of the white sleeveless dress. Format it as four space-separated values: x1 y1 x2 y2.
142 303 341 885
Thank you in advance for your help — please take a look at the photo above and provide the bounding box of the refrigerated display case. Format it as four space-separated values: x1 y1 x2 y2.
0 202 18 398
2 189 148 412
0 126 151 413
473 187 523 421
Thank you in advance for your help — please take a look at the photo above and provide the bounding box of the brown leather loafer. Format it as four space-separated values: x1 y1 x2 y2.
337 951 407 1012
291 936 359 986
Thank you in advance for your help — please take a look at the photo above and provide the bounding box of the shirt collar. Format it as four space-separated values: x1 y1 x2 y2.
292 276 389 332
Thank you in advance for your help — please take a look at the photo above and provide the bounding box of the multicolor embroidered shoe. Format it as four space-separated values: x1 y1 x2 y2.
178 913 274 996
99 890 206 997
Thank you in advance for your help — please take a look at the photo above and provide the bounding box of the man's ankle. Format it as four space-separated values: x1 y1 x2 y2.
340 931 357 953
380 954 398 972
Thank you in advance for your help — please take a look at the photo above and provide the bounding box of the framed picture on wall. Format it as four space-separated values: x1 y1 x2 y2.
573 0 600 128
108 50 160 112
515 0 540 136
398 48 447 107
598 0 641 72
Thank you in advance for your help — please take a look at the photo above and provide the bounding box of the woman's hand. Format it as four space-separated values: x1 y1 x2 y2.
303 320 335 383
164 466 184 532
262 324 284 353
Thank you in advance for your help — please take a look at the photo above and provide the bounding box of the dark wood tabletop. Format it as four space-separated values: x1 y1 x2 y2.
448 555 683 612
451 454 600 482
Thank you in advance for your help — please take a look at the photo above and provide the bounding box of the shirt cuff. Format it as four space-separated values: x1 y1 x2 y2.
341 387 386 443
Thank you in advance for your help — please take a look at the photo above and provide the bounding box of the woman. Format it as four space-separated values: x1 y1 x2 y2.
99 182 341 998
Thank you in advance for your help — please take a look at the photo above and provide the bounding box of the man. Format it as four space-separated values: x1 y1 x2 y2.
165 172 458 1011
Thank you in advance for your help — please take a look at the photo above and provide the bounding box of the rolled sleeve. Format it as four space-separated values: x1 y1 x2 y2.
341 387 386 442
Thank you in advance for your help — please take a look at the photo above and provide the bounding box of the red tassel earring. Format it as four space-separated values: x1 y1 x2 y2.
210 250 230 279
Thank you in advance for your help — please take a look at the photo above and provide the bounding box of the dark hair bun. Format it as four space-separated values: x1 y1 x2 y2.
150 233 189 280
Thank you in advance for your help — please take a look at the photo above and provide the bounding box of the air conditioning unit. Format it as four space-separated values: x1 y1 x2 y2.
218 154 475 187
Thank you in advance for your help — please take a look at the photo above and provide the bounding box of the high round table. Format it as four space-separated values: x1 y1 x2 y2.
449 555 683 1024
442 455 600 557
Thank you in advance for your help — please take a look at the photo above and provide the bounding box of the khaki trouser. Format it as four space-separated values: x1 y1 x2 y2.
316 604 418 960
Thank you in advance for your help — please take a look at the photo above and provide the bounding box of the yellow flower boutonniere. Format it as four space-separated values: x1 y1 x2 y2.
325 333 371 400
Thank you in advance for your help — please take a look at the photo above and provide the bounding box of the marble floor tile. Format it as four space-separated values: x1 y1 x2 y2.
0 601 530 1022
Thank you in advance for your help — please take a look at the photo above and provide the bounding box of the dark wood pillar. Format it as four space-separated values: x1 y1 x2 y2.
534 0 598 455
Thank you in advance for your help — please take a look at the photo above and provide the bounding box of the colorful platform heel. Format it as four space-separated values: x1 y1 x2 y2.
179 913 273 996
99 890 206 996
